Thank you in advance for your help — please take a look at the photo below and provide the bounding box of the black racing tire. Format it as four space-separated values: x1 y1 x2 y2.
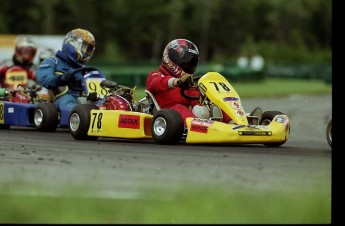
326 118 332 148
34 102 59 132
0 124 10 129
151 109 184 145
69 104 99 140
260 111 290 147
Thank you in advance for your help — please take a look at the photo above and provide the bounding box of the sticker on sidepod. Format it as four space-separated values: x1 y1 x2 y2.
232 125 246 130
230 101 241 110
190 119 214 133
118 114 140 129
199 82 207 93
275 115 289 126
223 97 239 102
246 125 270 130
236 110 244 116
238 131 272 136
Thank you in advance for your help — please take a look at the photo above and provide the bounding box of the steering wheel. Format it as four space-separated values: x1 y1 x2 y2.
180 83 200 100
66 67 99 78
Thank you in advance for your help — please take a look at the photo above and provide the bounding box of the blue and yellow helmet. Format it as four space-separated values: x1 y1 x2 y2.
62 28 95 65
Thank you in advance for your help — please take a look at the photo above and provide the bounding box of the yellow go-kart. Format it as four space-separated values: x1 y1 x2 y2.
69 72 290 147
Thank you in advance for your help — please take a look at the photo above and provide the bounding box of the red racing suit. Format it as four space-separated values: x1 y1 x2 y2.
146 65 231 124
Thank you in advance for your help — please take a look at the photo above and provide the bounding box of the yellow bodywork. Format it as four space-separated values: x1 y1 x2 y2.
185 115 290 144
198 72 248 125
185 72 290 144
87 109 153 139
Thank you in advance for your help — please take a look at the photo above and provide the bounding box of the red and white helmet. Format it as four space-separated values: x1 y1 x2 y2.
15 36 37 64
162 39 200 78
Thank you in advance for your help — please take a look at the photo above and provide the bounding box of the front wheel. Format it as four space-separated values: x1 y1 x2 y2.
326 119 332 148
69 104 99 140
34 102 59 132
260 111 290 147
151 109 184 145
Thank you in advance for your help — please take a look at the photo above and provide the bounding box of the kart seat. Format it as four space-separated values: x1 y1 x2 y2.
145 90 161 114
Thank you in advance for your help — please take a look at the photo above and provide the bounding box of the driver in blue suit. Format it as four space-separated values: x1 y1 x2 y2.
36 28 96 113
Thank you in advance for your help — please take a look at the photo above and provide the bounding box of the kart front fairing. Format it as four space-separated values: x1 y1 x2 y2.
184 72 290 144
185 116 289 144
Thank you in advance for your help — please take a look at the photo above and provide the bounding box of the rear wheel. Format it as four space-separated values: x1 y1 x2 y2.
34 102 59 132
151 109 184 145
69 104 99 140
260 111 290 147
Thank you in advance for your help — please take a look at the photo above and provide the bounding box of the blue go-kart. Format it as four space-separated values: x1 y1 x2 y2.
0 67 106 132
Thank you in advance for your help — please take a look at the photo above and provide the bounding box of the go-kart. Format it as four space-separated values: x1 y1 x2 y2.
69 72 290 147
0 67 106 131
0 84 49 129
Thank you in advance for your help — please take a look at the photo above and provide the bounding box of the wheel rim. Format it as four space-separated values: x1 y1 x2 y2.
70 113 81 132
34 109 43 126
153 117 167 136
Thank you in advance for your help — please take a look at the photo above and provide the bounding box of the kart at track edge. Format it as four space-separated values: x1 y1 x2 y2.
69 72 290 147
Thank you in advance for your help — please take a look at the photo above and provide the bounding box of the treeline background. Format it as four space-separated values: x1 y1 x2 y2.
0 0 332 65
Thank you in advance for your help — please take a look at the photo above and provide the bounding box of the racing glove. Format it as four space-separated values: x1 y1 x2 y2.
56 72 73 86
176 73 193 88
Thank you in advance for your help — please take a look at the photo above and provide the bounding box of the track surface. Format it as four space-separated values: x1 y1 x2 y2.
0 94 332 199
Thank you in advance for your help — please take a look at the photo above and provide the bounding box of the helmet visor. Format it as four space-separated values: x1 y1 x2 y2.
67 35 95 57
179 52 199 74
81 41 95 57
16 47 37 62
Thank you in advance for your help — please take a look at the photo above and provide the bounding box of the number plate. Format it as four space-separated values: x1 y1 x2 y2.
85 78 108 97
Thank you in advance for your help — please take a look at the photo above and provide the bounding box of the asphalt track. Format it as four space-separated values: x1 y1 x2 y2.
0 94 332 200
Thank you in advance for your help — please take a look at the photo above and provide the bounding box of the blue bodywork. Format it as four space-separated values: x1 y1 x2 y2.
0 102 36 127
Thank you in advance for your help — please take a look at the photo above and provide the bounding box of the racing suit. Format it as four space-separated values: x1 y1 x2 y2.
146 65 232 124
36 50 86 114
0 55 37 88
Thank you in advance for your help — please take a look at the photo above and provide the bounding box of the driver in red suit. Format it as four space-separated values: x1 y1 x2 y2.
146 39 231 124
0 36 37 89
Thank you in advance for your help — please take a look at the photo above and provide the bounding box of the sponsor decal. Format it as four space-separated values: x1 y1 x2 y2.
152 72 161 77
236 110 244 116
190 119 214 133
187 49 198 54
223 97 239 102
238 131 272 136
90 128 102 134
118 114 140 129
230 101 241 110
275 115 289 126
199 82 207 93
246 125 270 130
232 125 246 130
8 107 14 113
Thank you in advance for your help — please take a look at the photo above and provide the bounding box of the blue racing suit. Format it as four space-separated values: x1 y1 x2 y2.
37 50 86 119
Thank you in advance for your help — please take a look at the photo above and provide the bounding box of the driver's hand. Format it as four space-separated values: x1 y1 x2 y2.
61 72 73 82
175 74 193 88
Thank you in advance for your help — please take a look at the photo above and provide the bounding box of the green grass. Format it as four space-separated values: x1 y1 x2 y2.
132 78 332 100
0 186 331 224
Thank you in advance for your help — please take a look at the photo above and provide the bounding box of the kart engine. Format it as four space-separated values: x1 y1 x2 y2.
104 95 132 111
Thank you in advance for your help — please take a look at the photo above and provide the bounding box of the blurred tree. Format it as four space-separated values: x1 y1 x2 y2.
0 0 332 64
